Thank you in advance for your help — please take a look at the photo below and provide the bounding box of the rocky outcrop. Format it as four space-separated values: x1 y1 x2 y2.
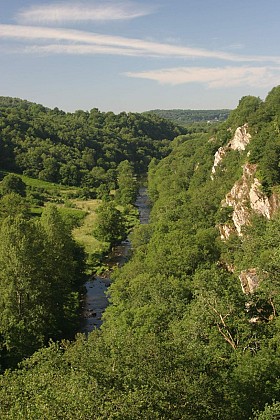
223 163 256 236
221 163 279 237
211 124 251 177
229 124 251 151
249 178 278 219
219 223 235 241
211 147 227 178
239 269 259 294
213 124 279 296
219 164 279 294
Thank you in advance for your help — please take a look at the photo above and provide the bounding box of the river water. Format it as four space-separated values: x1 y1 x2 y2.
81 187 150 332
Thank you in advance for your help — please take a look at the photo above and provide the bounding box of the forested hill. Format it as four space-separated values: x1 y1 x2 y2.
0 96 183 187
2 87 280 419
146 108 231 126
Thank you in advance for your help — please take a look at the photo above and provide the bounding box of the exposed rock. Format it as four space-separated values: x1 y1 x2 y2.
249 178 280 219
218 223 235 240
239 269 260 294
249 179 271 218
213 125 280 297
211 146 227 178
219 162 279 295
220 163 279 237
228 124 251 151
211 124 251 177
223 163 256 235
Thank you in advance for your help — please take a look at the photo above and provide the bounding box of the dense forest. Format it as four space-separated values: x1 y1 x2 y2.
1 88 280 418
0 96 182 190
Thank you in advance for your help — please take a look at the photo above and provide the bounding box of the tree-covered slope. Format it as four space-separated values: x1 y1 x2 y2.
0 96 182 187
2 88 280 418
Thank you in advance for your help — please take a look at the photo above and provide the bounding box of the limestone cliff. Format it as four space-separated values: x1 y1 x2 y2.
213 124 279 295
239 269 259 294
229 124 251 151
220 163 279 238
211 124 251 178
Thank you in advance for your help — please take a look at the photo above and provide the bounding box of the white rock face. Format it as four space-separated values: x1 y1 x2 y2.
211 146 227 178
211 124 251 177
221 163 279 237
220 163 279 292
213 123 279 294
223 163 256 236
239 269 259 294
218 223 235 241
249 179 272 219
229 124 251 151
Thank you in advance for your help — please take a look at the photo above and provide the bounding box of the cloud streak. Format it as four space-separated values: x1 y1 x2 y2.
2 24 280 64
124 66 280 88
16 1 154 24
25 43 146 57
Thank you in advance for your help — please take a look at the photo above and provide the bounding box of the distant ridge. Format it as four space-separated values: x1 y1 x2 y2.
145 108 231 126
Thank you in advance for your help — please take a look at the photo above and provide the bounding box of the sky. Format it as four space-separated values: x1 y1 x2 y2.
0 0 280 113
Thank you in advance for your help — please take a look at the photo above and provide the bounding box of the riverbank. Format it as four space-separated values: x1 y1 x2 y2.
81 187 150 333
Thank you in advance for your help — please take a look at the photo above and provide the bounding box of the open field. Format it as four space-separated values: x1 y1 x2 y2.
72 199 105 255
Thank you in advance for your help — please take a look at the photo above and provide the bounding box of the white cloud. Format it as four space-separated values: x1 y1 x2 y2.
1 24 280 65
124 66 280 88
16 1 154 24
0 24 280 64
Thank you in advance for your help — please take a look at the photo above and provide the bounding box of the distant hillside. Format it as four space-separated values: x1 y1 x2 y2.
0 96 184 188
146 108 231 126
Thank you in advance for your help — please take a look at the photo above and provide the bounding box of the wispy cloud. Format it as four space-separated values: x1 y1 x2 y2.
24 43 146 57
2 24 280 64
124 66 280 88
16 1 154 24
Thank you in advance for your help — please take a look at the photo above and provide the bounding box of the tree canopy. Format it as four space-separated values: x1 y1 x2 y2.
2 88 280 418
0 97 183 191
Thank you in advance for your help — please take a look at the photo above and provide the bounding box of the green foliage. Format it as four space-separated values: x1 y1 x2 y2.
0 205 85 369
0 173 26 196
3 88 280 418
226 95 262 128
0 193 30 219
146 108 231 126
0 97 180 190
115 160 138 205
254 401 280 419
93 201 126 246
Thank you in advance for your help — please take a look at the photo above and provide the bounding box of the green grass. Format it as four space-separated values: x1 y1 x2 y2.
22 175 61 191
1 170 107 272
72 199 104 253
71 198 110 273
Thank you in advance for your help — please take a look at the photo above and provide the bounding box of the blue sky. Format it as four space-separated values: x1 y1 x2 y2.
1 0 280 113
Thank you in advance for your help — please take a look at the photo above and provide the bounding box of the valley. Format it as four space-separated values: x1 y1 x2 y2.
1 90 280 418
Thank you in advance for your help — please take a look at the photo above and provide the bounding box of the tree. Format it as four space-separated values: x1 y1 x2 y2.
93 202 126 245
0 216 50 366
40 205 85 336
115 160 138 205
0 193 30 219
0 174 26 197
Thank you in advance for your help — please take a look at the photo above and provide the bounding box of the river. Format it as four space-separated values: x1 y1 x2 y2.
81 187 150 332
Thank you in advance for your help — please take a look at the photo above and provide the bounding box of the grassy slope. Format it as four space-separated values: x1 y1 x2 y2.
72 199 104 255
1 171 105 269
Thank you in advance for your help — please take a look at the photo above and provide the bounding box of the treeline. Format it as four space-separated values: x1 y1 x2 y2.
0 96 182 191
1 88 280 418
146 108 231 125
